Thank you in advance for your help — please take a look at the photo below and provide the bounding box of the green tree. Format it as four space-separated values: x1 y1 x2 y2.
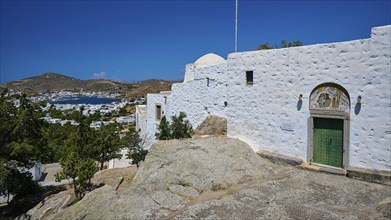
74 106 95 158
0 161 11 202
43 123 77 163
55 107 128 198
10 94 46 163
118 106 128 116
69 110 82 121
89 110 101 122
48 105 64 119
0 90 47 202
156 112 193 140
57 152 96 199
280 40 289 48
76 158 96 198
6 166 39 200
256 40 302 50
124 130 148 168
255 42 273 50
291 40 303 47
155 116 171 140
170 112 193 139
280 39 302 48
92 124 122 170
0 89 17 157
54 107 97 199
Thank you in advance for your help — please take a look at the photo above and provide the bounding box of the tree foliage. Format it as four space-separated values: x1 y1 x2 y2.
92 124 122 170
170 112 193 139
256 42 273 50
48 105 64 119
0 162 38 203
57 152 96 199
0 90 46 202
156 112 193 140
0 89 126 201
54 107 124 198
156 116 171 140
89 110 101 122
55 107 99 199
43 123 77 163
118 106 128 116
124 130 148 168
256 40 302 50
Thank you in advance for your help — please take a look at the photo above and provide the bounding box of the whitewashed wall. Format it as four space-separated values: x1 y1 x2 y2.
141 25 390 172
136 105 146 131
108 149 131 169
145 93 170 149
168 62 228 129
226 25 390 171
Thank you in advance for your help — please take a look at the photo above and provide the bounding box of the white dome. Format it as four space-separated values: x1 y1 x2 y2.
194 53 226 67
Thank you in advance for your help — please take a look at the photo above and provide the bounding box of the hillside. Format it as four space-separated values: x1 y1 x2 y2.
123 79 177 98
0 73 176 97
0 73 132 95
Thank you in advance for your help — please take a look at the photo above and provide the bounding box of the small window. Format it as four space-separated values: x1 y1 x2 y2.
246 71 253 85
155 104 162 120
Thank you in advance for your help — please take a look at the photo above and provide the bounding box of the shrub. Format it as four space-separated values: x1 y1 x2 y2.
156 112 193 140
156 116 171 140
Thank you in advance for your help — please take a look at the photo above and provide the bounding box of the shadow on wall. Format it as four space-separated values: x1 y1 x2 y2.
297 100 303 111
355 103 361 115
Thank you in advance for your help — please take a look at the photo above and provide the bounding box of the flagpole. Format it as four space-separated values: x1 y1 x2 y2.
235 0 238 53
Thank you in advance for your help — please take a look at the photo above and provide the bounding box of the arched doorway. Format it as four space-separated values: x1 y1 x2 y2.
307 83 350 168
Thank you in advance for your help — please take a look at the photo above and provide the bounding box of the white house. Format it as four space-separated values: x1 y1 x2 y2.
108 148 131 169
136 25 391 174
28 162 43 181
136 105 147 132
116 116 135 124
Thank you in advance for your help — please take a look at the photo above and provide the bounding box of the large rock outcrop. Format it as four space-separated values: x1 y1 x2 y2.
49 137 390 219
194 115 227 137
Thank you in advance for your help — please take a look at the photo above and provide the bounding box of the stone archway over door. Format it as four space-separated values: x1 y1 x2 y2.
308 83 350 168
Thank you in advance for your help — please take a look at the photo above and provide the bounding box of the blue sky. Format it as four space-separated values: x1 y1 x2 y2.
1 0 390 83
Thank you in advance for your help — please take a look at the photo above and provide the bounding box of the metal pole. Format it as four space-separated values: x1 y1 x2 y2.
235 0 238 52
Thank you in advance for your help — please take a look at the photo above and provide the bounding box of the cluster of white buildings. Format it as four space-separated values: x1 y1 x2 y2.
30 91 121 102
41 116 80 126
42 114 135 129
42 98 145 115
43 102 125 116
41 99 141 129
136 25 391 174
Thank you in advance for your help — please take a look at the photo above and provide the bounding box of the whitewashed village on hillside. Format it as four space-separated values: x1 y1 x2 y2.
136 25 391 176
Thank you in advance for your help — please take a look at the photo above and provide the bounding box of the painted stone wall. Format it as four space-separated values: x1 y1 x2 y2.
141 25 390 171
168 62 228 129
226 25 390 171
108 149 131 169
136 105 147 132
145 93 170 149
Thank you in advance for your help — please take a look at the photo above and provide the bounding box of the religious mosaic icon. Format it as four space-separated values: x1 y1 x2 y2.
310 85 350 112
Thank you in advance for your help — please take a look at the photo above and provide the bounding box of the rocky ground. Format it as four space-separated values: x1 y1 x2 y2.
17 167 136 220
24 137 391 220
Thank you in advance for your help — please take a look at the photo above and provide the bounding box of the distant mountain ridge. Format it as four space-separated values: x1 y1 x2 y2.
0 72 176 98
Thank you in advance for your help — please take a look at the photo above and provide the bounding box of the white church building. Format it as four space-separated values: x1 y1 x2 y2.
136 25 391 175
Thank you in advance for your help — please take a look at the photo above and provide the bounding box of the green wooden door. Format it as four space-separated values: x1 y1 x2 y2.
313 118 344 167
